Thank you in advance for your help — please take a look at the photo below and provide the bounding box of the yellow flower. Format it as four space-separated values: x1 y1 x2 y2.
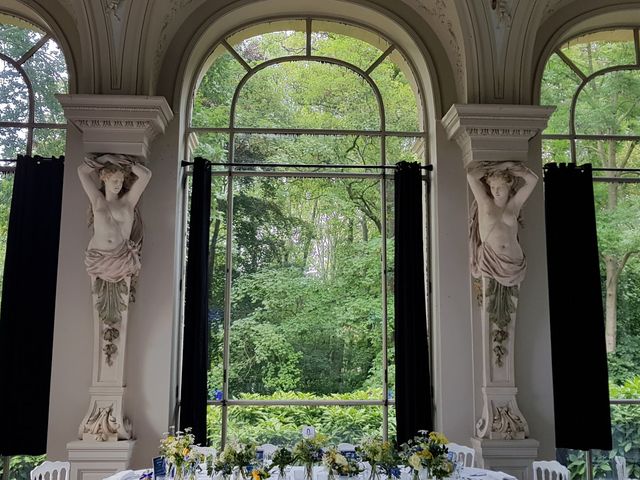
335 454 348 467
182 448 190 457
252 470 260 480
409 454 422 470
418 450 433 460
429 432 448 444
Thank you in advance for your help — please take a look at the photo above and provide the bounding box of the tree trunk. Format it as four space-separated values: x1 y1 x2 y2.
605 255 619 353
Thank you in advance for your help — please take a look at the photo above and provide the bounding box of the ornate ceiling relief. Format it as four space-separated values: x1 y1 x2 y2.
102 0 130 90
403 0 466 99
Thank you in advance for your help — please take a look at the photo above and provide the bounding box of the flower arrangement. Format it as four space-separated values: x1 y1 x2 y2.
322 447 363 479
159 428 204 480
214 442 257 480
357 438 401 480
399 431 453 480
271 446 295 479
251 467 271 480
293 437 326 480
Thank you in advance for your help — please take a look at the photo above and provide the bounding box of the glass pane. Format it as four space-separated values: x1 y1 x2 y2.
193 132 229 163
207 176 229 402
311 21 390 72
22 38 68 123
0 454 45 480
228 20 307 67
0 17 44 60
540 53 582 135
229 177 386 398
235 62 380 130
609 402 640 478
0 172 14 309
575 70 640 136
232 133 381 167
560 30 636 76
192 47 247 128
385 178 395 399
386 136 423 165
0 58 29 122
575 139 640 169
370 52 420 132
226 404 386 444
542 139 571 165
207 405 223 449
33 128 65 157
0 128 27 159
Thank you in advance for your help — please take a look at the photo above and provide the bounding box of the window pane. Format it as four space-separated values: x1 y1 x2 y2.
207 405 223 449
541 53 582 135
207 176 229 401
385 178 395 399
542 139 571 165
0 172 14 308
235 62 380 130
0 17 44 60
0 58 29 122
386 136 424 165
228 21 307 67
560 30 636 76
22 38 68 123
575 139 640 168
0 128 27 159
311 21 390 72
575 70 640 136
229 177 386 398
226 404 386 444
232 133 381 167
33 128 65 157
193 132 229 163
370 52 420 132
192 47 247 128
609 402 640 477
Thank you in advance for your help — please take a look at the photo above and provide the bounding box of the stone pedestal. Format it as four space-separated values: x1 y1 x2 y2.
68 440 136 480
58 94 173 477
471 438 539 480
442 104 553 472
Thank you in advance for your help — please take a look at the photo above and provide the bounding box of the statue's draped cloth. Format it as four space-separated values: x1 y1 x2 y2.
85 207 143 283
469 200 526 287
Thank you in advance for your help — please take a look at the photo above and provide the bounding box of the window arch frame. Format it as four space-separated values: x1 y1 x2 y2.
0 11 68 165
185 15 430 446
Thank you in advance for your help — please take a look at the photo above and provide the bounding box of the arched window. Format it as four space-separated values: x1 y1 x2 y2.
0 11 67 479
187 19 426 446
541 27 640 477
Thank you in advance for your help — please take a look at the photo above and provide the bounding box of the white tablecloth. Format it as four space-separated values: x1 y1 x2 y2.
104 466 517 480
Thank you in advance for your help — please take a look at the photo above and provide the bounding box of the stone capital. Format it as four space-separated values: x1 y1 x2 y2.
441 104 555 166
56 94 173 159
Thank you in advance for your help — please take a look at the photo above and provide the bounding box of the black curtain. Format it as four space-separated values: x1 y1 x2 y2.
394 161 432 444
544 163 612 450
0 155 64 455
180 157 211 445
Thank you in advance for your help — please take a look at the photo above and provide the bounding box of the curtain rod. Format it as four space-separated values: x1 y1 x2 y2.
181 160 433 171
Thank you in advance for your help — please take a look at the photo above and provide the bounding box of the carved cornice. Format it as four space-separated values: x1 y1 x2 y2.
56 94 174 158
441 104 555 165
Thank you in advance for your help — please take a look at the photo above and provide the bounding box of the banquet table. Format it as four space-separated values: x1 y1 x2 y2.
104 466 517 480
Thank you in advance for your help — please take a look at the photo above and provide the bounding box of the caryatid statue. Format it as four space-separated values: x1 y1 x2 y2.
77 154 151 441
466 161 538 440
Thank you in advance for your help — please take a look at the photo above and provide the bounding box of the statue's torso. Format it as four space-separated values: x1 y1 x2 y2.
89 197 134 251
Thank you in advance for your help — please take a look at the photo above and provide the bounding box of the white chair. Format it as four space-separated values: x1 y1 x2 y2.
30 461 70 480
337 443 357 459
257 443 278 462
446 443 475 467
615 456 628 480
532 461 570 480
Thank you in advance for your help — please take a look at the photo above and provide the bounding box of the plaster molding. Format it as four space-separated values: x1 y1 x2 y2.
405 0 465 97
441 104 555 165
492 0 513 28
57 94 174 158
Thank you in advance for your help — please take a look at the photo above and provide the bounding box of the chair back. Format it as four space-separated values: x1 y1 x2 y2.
615 456 628 480
532 461 570 480
446 443 475 468
257 443 278 462
337 443 357 459
30 461 70 480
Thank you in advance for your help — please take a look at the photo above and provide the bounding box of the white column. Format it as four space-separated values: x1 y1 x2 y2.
57 94 173 480
442 104 554 480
